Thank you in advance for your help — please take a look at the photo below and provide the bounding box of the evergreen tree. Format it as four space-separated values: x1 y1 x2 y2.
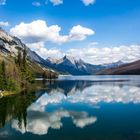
0 61 9 90
17 49 22 66
22 48 27 69
1 61 7 89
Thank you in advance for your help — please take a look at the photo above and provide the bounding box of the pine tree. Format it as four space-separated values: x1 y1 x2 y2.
1 61 7 88
23 48 27 69
17 49 22 66
0 61 7 90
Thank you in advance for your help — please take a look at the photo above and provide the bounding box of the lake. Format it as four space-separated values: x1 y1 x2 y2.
0 75 140 140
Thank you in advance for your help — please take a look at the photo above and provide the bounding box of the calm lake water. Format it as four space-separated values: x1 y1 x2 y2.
1 75 140 140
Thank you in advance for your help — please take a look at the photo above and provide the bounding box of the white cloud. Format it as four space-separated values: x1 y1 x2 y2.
66 45 140 64
12 109 96 135
32 1 41 7
27 42 64 59
82 0 95 6
26 42 45 50
49 0 63 6
69 25 95 41
37 47 64 59
0 21 9 27
0 0 6 5
10 20 140 65
72 115 97 128
10 20 94 45
27 43 140 64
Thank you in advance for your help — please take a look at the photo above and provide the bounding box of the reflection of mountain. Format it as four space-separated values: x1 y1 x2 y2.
38 79 131 96
44 80 95 95
1 78 140 138
11 79 140 135
35 79 140 105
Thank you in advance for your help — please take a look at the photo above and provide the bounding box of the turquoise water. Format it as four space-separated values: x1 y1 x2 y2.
1 76 140 140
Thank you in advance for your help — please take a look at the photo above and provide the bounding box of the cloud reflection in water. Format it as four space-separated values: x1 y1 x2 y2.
12 109 97 135
11 79 140 135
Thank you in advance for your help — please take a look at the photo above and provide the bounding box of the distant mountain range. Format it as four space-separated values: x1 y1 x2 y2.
46 56 103 75
1 28 140 75
46 55 126 75
97 60 140 75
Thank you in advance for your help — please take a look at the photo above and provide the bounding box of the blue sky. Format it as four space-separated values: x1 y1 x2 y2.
0 0 140 64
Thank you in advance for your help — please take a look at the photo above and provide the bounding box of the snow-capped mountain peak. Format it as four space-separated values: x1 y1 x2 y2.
47 57 59 64
45 55 105 75
57 55 77 65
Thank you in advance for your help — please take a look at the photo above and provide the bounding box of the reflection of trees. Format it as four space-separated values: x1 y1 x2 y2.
0 79 135 131
0 91 36 129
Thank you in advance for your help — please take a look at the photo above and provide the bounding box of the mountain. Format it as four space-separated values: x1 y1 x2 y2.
97 60 140 75
47 57 58 64
46 55 127 75
0 28 58 93
1 28 104 76
0 29 57 75
46 55 106 75
8 36 54 70
103 61 125 68
0 28 127 77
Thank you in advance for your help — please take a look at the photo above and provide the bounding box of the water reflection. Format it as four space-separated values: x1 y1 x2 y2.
0 92 36 129
12 109 97 135
39 80 140 104
11 79 140 135
0 77 140 139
